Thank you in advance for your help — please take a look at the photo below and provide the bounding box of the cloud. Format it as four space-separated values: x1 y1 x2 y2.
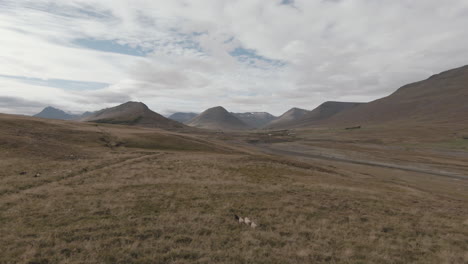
0 74 109 90
1 0 468 116
0 96 45 115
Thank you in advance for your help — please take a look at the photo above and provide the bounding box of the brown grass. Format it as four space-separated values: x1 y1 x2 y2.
0 114 467 263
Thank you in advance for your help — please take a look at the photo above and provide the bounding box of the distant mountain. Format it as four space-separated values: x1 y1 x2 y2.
168 112 198 124
321 65 468 126
233 112 277 129
292 101 363 127
81 102 185 129
263 107 309 129
80 111 95 118
187 106 250 130
34 106 80 120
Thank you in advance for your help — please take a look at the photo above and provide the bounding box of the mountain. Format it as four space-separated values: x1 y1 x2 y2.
292 101 363 127
168 112 199 124
187 106 250 130
34 106 80 120
263 107 309 129
233 112 277 129
321 65 468 126
80 111 95 118
81 102 185 129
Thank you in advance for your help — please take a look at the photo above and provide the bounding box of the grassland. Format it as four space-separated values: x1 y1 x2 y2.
0 114 467 263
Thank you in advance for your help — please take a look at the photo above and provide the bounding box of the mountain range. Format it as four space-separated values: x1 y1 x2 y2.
31 65 468 131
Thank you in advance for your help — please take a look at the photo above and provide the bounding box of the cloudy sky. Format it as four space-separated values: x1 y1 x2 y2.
1 0 468 116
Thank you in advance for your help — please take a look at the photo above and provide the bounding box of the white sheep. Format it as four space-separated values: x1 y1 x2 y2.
235 215 257 228
234 215 244 224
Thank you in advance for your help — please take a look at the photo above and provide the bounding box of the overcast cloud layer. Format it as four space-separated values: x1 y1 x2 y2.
1 0 468 116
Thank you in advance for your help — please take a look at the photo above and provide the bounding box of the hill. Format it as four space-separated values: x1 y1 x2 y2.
263 107 309 129
81 101 185 129
233 112 277 129
34 106 80 120
321 65 468 126
168 112 198 123
187 106 250 130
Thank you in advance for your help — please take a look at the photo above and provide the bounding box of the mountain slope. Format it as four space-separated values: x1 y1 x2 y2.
168 112 198 124
323 65 468 126
187 106 250 130
81 102 185 129
293 101 363 127
233 112 277 129
263 107 309 129
34 106 80 120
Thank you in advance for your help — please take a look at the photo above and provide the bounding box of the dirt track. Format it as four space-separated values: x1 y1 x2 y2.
254 143 468 180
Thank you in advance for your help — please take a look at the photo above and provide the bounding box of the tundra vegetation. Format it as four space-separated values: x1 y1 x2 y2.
0 114 467 264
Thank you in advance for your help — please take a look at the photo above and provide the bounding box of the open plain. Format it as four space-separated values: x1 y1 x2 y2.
0 114 467 264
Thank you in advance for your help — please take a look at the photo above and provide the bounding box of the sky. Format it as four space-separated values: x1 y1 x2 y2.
1 0 468 116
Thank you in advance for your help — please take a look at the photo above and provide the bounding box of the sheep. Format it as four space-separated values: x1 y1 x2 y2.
235 215 257 228
234 215 244 224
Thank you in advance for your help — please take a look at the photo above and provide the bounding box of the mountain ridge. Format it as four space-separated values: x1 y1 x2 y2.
319 65 468 126
187 106 250 131
291 101 364 128
81 101 186 130
263 107 309 129
34 106 81 120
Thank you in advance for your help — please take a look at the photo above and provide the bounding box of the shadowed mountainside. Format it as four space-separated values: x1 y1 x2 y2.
321 65 468 126
263 107 309 130
168 112 199 124
291 101 364 128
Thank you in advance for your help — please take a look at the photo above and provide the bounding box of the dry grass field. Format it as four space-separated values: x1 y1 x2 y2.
1 114 467 263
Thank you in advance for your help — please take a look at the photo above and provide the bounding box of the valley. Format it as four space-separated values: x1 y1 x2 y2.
2 2 468 263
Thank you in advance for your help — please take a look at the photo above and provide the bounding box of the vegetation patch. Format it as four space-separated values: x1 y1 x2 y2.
122 133 218 152
92 116 143 125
